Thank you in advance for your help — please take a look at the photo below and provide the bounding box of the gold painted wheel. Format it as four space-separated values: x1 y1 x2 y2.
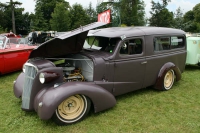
57 95 84 120
54 94 91 125
164 69 174 90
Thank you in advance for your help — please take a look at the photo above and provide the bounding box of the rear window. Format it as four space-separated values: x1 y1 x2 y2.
154 36 185 51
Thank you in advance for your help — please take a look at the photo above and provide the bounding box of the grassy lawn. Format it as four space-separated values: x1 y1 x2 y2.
0 65 200 133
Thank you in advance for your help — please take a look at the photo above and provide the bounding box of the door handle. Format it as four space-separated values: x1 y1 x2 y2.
141 61 147 64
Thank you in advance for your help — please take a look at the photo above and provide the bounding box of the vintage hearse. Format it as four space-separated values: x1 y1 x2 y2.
13 22 186 125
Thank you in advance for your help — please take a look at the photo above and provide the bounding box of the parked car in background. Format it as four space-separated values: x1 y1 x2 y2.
13 22 187 125
27 31 54 45
0 36 36 75
186 37 200 66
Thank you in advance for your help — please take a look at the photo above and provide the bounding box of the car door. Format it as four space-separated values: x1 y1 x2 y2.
113 37 146 96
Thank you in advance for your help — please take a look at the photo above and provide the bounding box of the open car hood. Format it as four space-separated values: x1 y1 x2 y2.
29 22 106 58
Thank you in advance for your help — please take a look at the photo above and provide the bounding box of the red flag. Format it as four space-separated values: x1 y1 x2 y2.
98 9 111 24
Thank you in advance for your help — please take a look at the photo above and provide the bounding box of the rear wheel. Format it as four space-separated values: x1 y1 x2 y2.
53 94 91 125
163 69 175 90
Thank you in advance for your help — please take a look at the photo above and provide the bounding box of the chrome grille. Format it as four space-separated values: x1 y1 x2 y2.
22 63 38 109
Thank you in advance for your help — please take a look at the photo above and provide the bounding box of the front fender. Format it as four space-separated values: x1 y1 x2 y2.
154 62 181 90
34 82 116 120
13 72 24 98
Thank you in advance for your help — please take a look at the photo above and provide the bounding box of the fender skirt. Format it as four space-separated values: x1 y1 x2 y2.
34 82 116 120
154 62 181 90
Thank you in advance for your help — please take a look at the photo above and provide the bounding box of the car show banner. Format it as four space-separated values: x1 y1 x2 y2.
98 9 111 24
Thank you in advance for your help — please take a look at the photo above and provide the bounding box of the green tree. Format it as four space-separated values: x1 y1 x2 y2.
34 0 68 30
149 0 173 27
183 10 197 32
120 0 145 26
137 0 146 26
50 2 71 31
31 7 48 31
193 3 200 23
183 10 194 22
173 7 184 29
0 2 8 30
0 1 23 34
192 3 200 32
0 2 31 34
85 2 97 23
69 3 90 30
120 0 137 26
183 4 200 32
14 8 31 34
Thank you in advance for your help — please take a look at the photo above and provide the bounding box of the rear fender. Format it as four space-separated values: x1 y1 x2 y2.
34 82 116 120
154 62 181 90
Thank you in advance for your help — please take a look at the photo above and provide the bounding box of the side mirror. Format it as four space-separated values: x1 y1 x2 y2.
122 43 127 49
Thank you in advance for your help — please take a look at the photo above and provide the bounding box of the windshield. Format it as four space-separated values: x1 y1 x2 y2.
0 36 7 49
0 36 30 49
83 36 121 53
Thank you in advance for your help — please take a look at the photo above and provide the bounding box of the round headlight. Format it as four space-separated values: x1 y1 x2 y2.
39 72 59 84
39 73 45 84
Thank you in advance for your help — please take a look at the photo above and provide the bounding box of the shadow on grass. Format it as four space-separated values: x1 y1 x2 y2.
185 64 200 71
115 86 159 100
89 86 160 116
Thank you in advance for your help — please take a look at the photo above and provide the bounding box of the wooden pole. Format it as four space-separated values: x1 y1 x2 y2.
10 0 16 33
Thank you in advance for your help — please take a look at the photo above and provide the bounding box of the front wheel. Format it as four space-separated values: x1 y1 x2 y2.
163 69 175 90
53 94 91 125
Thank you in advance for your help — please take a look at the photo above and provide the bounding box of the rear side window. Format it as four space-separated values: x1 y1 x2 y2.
154 36 184 51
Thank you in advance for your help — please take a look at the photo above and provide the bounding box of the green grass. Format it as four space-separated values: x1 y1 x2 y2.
1 65 200 133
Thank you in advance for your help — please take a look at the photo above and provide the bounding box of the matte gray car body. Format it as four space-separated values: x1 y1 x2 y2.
13 23 187 124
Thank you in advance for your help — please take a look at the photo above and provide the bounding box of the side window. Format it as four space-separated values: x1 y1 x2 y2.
120 38 143 55
154 37 170 51
154 36 184 51
171 36 184 49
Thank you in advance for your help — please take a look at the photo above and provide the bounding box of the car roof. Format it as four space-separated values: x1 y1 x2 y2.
88 27 186 38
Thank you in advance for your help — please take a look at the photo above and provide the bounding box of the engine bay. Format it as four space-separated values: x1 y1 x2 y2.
63 66 84 82
51 54 94 82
